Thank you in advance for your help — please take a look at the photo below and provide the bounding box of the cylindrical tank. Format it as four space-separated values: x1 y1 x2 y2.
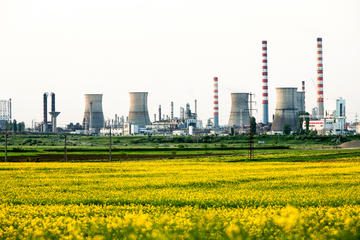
83 94 104 131
128 92 151 127
296 91 305 113
271 88 298 131
228 93 250 127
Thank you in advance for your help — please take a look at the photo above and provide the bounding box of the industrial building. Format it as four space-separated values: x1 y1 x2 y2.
0 99 11 130
14 37 352 137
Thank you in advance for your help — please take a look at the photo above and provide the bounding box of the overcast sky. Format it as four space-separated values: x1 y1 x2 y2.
0 0 359 127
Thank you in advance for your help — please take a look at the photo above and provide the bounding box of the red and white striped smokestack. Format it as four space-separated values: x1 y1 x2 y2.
213 77 219 128
302 81 305 92
317 38 324 118
262 40 269 124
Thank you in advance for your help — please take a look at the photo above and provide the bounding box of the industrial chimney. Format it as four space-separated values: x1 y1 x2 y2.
128 92 151 127
296 81 305 114
43 93 48 124
213 77 219 128
194 99 197 119
271 88 298 132
49 92 60 133
317 38 324 118
262 40 269 125
296 91 305 114
171 101 174 120
158 105 162 121
228 93 250 127
83 94 104 132
180 107 185 121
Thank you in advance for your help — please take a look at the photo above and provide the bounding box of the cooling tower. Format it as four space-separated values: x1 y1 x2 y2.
228 93 250 127
128 92 151 127
271 88 298 132
83 94 104 131
296 91 305 113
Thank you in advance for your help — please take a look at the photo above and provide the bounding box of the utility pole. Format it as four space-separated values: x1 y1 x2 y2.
4 131 8 162
355 113 358 124
109 126 112 161
248 93 256 161
64 135 68 162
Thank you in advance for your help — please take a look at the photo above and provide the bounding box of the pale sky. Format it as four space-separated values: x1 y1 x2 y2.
0 0 359 127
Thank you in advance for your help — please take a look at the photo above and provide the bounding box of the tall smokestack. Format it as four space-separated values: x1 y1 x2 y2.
317 37 324 118
262 40 269 125
194 99 197 119
43 93 48 123
213 77 219 128
49 92 60 133
51 93 55 112
180 107 184 120
302 81 305 112
302 81 305 92
8 98 12 122
171 101 174 120
158 105 162 121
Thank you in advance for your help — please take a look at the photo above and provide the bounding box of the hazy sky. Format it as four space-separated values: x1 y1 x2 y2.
0 0 359 127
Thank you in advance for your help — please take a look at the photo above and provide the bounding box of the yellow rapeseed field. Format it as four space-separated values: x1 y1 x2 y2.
0 160 360 239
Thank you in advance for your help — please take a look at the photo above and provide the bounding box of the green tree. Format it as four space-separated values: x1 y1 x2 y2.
305 115 310 133
250 117 256 136
283 124 291 135
17 122 25 132
297 112 310 134
5 121 12 131
12 120 17 132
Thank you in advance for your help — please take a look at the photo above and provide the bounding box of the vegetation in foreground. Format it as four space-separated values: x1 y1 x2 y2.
1 153 360 239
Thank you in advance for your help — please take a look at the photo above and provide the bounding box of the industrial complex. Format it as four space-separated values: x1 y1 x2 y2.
1 38 358 136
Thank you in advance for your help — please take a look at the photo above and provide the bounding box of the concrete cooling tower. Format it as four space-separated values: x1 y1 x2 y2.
271 88 298 132
228 93 250 127
83 94 104 132
128 92 151 127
